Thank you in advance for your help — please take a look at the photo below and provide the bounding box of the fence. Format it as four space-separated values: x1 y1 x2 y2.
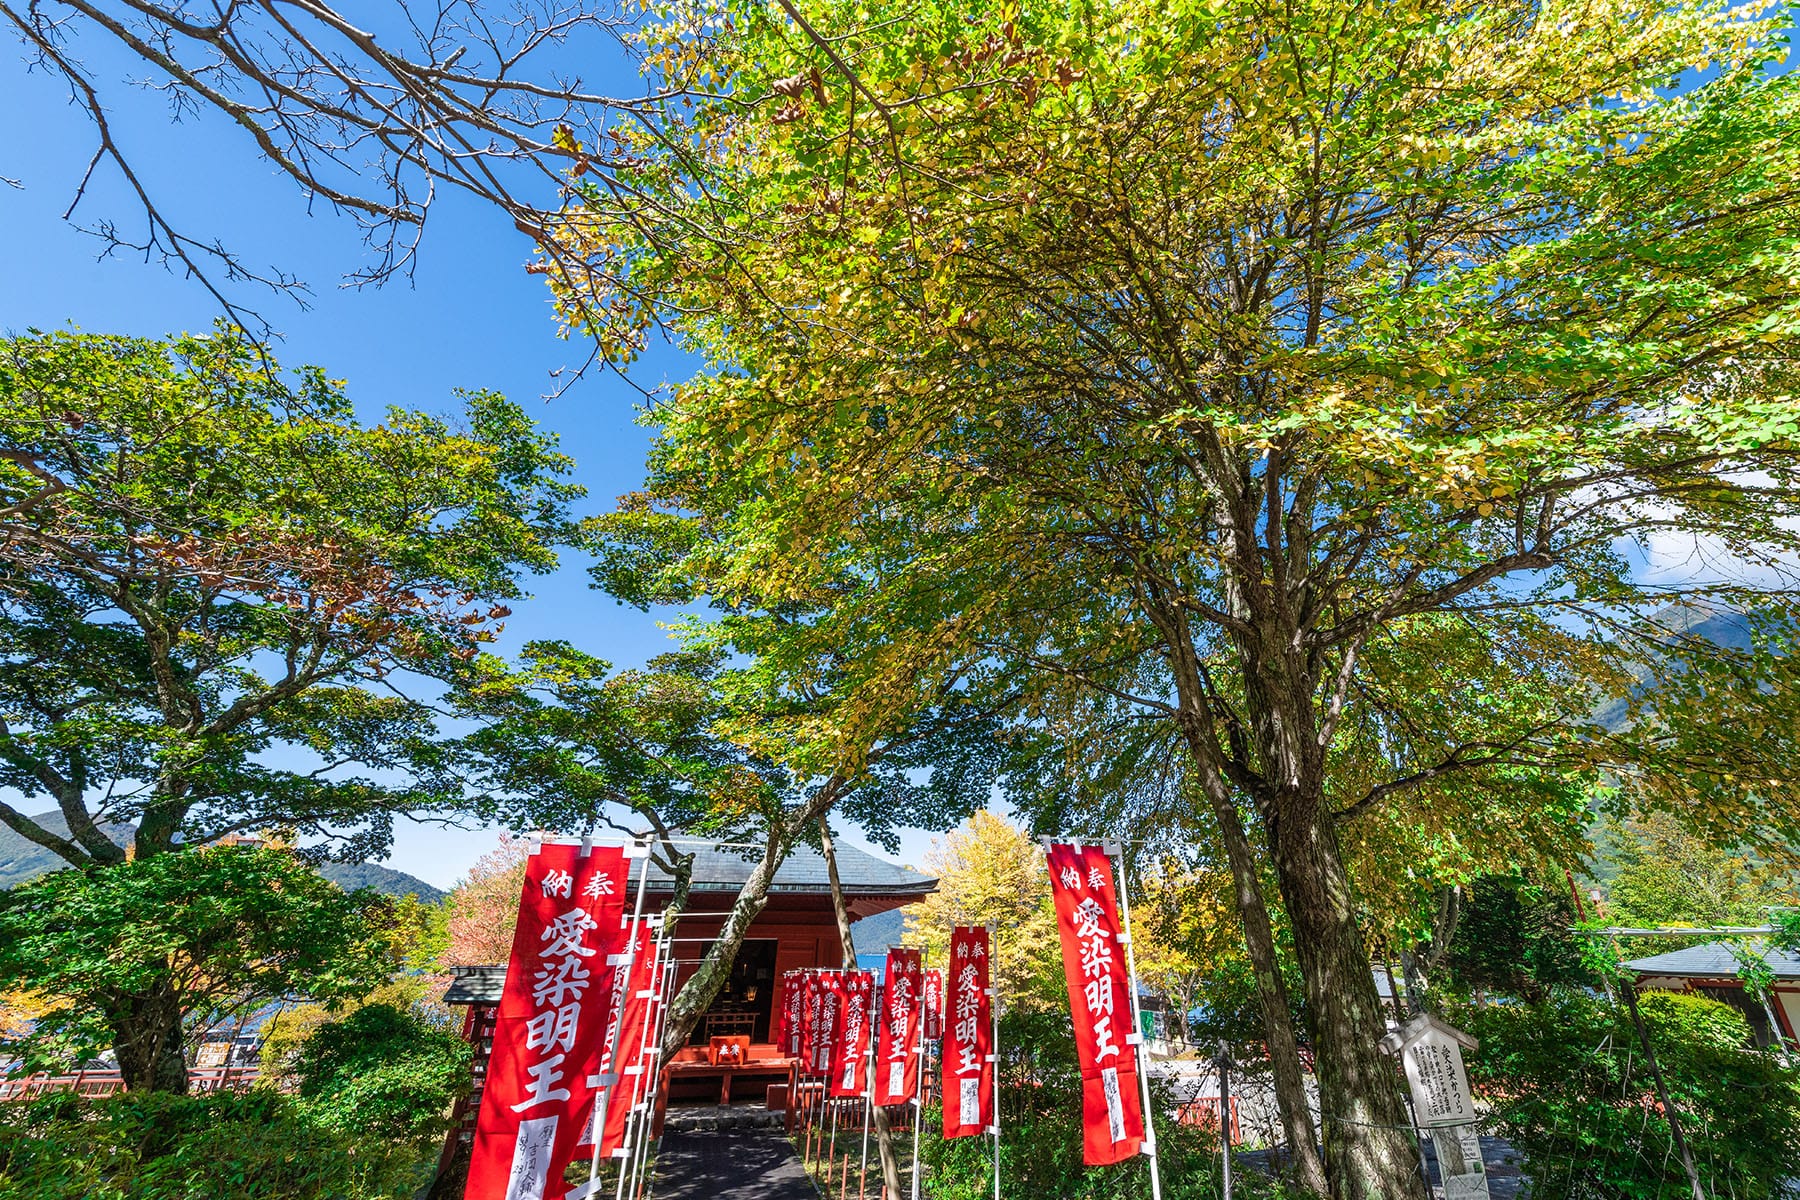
0 1065 259 1101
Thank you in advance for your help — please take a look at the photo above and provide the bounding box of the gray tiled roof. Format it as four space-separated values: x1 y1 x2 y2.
1626 940 1800 980
643 842 935 895
443 965 508 1005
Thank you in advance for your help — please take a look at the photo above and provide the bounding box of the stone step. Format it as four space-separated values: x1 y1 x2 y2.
662 1104 788 1133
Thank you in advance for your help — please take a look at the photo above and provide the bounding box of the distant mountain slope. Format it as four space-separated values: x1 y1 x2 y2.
0 810 444 902
850 906 918 953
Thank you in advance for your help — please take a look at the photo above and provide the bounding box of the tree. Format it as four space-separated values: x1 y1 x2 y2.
0 844 398 1090
1132 857 1241 1045
1443 873 1592 1002
903 811 1064 1012
1601 813 1797 929
548 3 1800 1194
0 327 577 1089
442 834 531 968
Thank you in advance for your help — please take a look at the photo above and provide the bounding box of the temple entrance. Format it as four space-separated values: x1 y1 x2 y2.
690 938 777 1045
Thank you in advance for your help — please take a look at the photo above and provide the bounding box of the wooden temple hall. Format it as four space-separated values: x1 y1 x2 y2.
442 840 935 1117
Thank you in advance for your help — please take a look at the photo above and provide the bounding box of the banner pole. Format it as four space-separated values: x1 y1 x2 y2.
910 975 924 1200
987 923 1000 1200
626 922 673 1200
860 979 875 1196
586 837 652 1194
1109 844 1161 1200
613 917 661 1200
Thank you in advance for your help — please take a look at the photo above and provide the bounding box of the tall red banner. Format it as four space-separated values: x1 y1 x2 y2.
467 843 628 1200
830 970 874 1098
591 918 657 1158
1046 843 1146 1166
809 971 842 1076
922 968 945 1041
941 927 993 1139
780 970 804 1058
875 948 922 1105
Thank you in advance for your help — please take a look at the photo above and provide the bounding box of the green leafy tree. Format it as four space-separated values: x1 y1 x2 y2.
1461 989 1800 1200
1444 873 1593 1001
0 845 398 1091
0 328 576 1089
544 1 1800 1192
1601 813 1797 928
290 1003 472 1141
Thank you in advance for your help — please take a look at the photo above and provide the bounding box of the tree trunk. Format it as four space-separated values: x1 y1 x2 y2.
1191 750 1330 1198
659 779 844 1056
1268 793 1422 1200
109 974 189 1093
819 818 904 1199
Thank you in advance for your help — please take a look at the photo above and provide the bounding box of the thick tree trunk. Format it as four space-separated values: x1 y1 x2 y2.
659 780 844 1056
819 818 904 1199
1268 794 1422 1200
109 974 189 1093
1185 738 1330 1198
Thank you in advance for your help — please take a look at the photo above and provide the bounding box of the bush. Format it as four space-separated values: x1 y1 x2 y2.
920 1010 1298 1200
290 1003 472 1140
1457 989 1800 1200
0 1089 434 1200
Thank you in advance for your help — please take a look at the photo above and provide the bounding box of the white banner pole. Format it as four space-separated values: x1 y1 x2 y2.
618 917 668 1200
583 838 652 1196
987 922 1000 1200
1108 843 1161 1200
627 923 675 1200
910 964 925 1200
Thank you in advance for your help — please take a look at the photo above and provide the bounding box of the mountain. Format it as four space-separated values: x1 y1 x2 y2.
849 906 917 953
0 810 444 902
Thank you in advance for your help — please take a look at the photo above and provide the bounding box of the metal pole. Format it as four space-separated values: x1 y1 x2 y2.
587 839 653 1193
987 923 1000 1200
910 1000 925 1200
860 980 875 1196
1623 980 1708 1200
614 918 664 1200
1216 1042 1232 1200
629 923 675 1200
1109 844 1162 1200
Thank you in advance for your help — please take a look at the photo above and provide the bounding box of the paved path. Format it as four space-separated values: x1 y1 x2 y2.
651 1128 818 1200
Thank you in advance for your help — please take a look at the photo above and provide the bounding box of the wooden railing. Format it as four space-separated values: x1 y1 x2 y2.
0 1065 259 1101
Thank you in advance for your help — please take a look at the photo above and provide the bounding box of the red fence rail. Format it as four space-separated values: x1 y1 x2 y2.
0 1065 259 1101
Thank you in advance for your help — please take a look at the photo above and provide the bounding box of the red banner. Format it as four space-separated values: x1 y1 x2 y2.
875 948 922 1105
922 968 945 1041
1046 843 1146 1166
830 970 874 1097
807 970 841 1076
466 842 629 1200
941 927 993 1139
590 918 658 1159
780 970 804 1058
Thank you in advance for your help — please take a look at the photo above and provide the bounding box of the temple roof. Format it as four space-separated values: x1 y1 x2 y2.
645 841 935 897
1626 941 1800 981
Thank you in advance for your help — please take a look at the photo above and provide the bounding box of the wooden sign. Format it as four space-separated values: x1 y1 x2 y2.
1379 1012 1489 1200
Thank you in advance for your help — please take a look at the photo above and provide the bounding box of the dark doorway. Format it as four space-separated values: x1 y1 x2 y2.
691 938 778 1044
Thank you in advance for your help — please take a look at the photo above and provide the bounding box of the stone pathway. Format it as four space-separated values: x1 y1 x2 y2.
649 1128 819 1200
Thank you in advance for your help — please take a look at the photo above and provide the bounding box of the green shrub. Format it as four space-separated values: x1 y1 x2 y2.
1457 989 1800 1200
920 1010 1299 1200
290 1003 472 1140
0 1089 434 1200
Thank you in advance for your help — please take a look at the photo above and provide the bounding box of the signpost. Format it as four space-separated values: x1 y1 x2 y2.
1379 1013 1489 1200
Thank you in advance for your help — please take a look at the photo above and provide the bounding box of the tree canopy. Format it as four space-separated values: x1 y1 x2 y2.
0 328 580 868
541 1 1800 1192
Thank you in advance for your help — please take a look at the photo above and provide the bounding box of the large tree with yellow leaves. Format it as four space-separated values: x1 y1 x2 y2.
548 1 1800 1193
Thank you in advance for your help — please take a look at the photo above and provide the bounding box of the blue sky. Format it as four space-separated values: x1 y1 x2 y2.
0 28 943 887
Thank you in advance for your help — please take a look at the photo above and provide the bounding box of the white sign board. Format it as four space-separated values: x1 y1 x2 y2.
1401 1026 1477 1128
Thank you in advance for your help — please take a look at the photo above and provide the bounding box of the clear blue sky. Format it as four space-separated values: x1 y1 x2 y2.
0 28 940 887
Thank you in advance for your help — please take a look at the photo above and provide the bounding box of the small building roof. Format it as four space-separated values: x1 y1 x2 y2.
1626 940 1800 981
644 842 935 897
443 965 509 1005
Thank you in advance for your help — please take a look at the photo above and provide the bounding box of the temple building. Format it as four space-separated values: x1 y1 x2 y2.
440 840 934 1125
